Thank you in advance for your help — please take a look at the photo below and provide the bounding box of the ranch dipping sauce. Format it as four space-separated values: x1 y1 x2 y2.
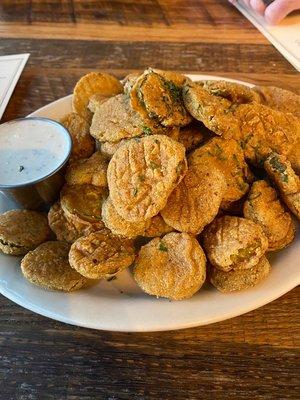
0 118 72 187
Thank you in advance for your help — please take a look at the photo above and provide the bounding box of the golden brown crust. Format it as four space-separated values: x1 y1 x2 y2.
87 93 110 114
287 137 300 176
102 197 149 238
143 214 174 237
236 104 300 166
60 113 95 162
73 72 123 121
60 184 107 228
201 80 260 104
21 241 89 291
69 231 135 279
178 123 206 152
189 137 253 202
264 153 300 219
210 256 271 293
65 151 108 187
133 232 206 300
161 157 225 234
48 202 83 243
0 210 51 255
107 135 187 222
243 180 295 251
203 216 268 271
131 69 192 127
182 81 240 138
90 94 146 142
253 85 300 118
48 202 102 244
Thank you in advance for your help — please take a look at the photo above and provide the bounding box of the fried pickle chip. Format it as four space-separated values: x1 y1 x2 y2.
102 197 149 238
131 69 192 127
60 113 95 162
143 214 174 237
73 72 123 121
122 72 140 95
253 85 300 118
244 180 295 251
210 256 270 293
287 138 300 176
48 202 102 244
182 81 240 138
21 241 89 291
90 94 146 142
107 135 187 222
200 80 260 104
161 157 225 234
65 151 108 187
60 184 107 229
69 231 135 279
178 123 206 152
189 137 253 203
236 104 300 166
0 210 51 256
87 93 110 114
100 140 126 159
133 232 206 300
203 216 268 271
264 153 300 219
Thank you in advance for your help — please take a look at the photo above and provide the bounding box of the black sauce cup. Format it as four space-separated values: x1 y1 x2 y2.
0 117 72 211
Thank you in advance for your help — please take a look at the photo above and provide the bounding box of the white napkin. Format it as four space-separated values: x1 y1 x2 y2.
234 1 300 71
0 53 30 120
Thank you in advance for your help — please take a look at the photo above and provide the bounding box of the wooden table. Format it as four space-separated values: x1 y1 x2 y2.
0 1 299 398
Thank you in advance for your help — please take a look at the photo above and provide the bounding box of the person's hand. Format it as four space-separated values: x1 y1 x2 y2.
229 0 300 24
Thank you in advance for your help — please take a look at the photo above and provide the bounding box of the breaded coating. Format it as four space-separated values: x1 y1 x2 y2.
101 140 127 159
87 93 110 114
253 85 300 118
183 82 300 166
73 72 123 121
122 72 140 95
65 151 108 187
244 180 295 251
102 197 149 238
152 69 190 86
60 184 107 228
90 94 146 142
133 232 206 300
60 113 95 162
69 231 135 279
189 137 253 202
287 138 300 176
48 202 102 244
131 69 192 127
210 256 271 293
0 210 51 256
201 80 260 104
107 135 187 222
21 241 89 291
264 153 300 219
203 216 268 271
143 214 174 237
161 158 225 234
182 81 240 138
178 123 206 152
236 104 300 166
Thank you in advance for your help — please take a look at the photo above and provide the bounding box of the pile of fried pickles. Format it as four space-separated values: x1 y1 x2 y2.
1 68 299 300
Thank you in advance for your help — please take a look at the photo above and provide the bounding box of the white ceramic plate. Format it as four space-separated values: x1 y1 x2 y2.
0 74 299 332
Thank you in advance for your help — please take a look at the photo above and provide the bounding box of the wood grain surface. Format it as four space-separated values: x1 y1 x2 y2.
0 1 299 399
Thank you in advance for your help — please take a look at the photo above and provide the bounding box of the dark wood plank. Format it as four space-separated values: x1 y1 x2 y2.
0 1 267 43
1 38 298 122
0 288 299 399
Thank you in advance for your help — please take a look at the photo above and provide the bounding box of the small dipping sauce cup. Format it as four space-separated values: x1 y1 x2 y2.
0 117 72 210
